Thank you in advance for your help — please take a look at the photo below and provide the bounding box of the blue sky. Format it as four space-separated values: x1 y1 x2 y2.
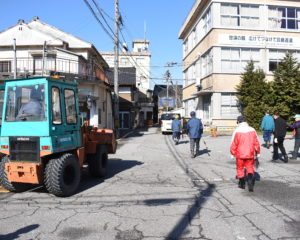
0 0 195 88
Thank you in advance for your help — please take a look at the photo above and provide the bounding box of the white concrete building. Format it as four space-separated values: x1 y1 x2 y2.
101 39 154 126
0 17 114 129
101 40 151 94
179 0 300 126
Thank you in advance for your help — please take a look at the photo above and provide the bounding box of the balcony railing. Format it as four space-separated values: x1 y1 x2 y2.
0 57 93 81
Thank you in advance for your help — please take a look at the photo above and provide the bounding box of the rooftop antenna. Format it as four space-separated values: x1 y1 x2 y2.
144 21 147 51
144 21 147 41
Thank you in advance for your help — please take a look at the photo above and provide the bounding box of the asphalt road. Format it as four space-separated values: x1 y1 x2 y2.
0 127 299 240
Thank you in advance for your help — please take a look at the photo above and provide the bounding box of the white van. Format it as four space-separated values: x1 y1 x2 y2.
160 113 181 134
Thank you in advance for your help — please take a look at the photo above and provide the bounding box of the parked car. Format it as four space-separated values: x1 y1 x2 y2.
160 113 181 134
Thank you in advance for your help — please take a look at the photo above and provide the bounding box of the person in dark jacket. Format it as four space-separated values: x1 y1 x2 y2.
172 115 181 145
186 111 203 158
272 112 288 163
287 114 300 160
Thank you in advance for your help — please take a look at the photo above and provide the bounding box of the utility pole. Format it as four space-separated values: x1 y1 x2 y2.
114 0 119 131
13 39 17 79
175 80 178 109
42 41 46 76
165 62 177 112
165 70 171 112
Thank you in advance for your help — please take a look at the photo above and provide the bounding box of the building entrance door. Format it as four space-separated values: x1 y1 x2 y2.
119 112 130 129
203 94 211 121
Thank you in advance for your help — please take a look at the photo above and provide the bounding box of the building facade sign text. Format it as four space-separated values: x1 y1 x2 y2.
219 34 300 48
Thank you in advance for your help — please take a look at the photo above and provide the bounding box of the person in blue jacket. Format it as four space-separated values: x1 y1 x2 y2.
171 114 181 145
260 110 275 149
186 111 203 158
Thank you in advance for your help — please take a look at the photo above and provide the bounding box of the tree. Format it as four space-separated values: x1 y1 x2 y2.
236 61 270 129
270 52 300 121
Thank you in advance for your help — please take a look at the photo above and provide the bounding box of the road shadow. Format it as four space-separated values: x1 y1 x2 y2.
166 183 216 239
0 224 39 240
143 198 179 206
195 149 211 157
261 143 273 149
288 150 300 158
254 180 300 211
177 140 189 145
29 158 143 195
119 126 157 139
254 172 261 181
77 158 143 193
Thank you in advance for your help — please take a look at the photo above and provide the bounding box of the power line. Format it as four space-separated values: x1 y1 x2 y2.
85 3 183 88
83 0 115 41
91 0 115 37
110 68 184 81
96 3 115 22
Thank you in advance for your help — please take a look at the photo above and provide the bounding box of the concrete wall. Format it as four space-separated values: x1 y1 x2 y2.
101 51 151 95
182 83 197 100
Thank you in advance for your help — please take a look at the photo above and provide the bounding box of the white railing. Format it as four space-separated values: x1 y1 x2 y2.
0 56 89 77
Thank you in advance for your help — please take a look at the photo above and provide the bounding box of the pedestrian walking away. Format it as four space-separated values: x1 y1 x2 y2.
260 110 274 149
186 111 203 158
287 114 300 160
230 116 260 192
272 112 288 163
172 114 182 145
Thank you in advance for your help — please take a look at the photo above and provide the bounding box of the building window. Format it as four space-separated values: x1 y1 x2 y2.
184 71 188 87
98 108 101 124
268 49 285 71
136 58 144 66
33 56 42 74
64 89 77 124
184 64 196 86
192 28 196 47
105 57 114 66
268 49 300 71
203 8 212 33
0 61 11 72
146 111 152 120
119 86 131 94
269 7 300 30
191 64 195 82
221 4 259 27
195 59 201 80
201 49 213 77
120 57 129 66
203 95 211 120
221 93 239 118
46 56 56 72
52 87 62 125
183 40 188 57
183 7 211 57
221 47 260 73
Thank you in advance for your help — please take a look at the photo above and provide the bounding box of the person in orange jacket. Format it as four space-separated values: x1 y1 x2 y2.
230 116 260 192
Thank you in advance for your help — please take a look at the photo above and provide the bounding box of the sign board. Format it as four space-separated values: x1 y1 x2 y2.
159 98 176 108
219 34 300 48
